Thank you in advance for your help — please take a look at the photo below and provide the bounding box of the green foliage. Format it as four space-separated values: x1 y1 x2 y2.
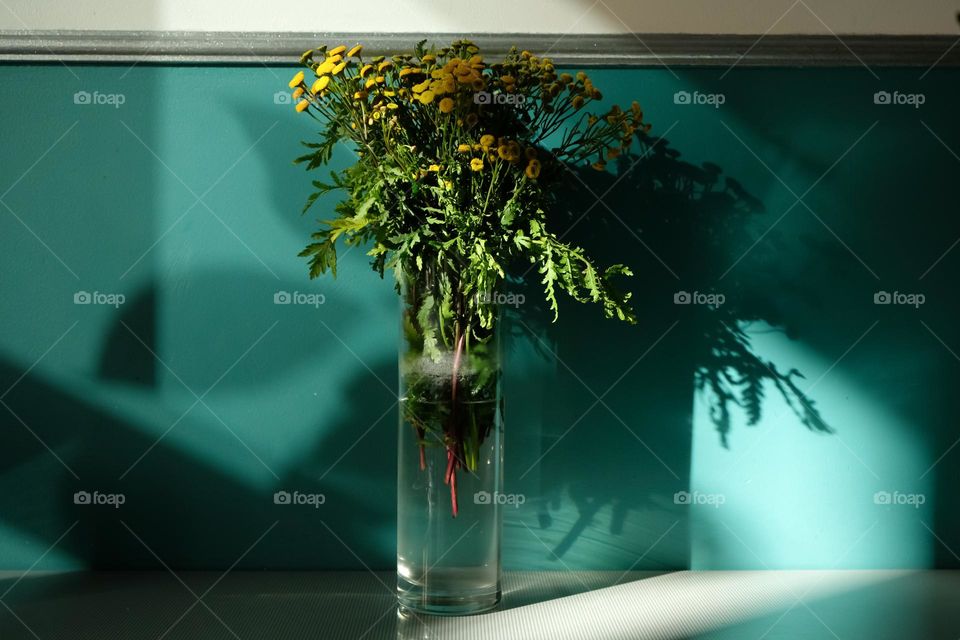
290 39 652 331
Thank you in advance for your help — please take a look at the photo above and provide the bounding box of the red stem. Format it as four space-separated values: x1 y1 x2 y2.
416 427 426 470
450 459 459 517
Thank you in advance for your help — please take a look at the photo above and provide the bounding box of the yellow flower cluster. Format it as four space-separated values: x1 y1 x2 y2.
288 43 363 113
288 39 652 182
409 53 486 108
456 134 541 178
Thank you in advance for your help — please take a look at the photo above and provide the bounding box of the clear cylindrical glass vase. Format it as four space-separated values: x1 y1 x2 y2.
396 267 503 615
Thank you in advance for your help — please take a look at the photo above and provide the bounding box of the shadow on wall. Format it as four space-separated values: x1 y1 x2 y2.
0 79 835 574
502 130 834 569
3 65 959 575
0 312 396 569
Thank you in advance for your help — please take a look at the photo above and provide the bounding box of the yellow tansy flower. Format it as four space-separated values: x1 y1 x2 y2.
378 60 393 72
438 97 454 113
421 54 436 64
418 91 436 105
428 164 440 172
360 64 374 78
470 157 484 172
480 134 495 149
317 60 335 75
295 99 310 112
311 76 330 94
288 71 304 88
328 45 347 57
332 61 348 75
292 87 304 100
457 144 472 153
353 90 368 100
347 44 363 57
525 159 541 179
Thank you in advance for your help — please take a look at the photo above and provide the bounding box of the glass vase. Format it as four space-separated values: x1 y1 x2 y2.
396 267 503 615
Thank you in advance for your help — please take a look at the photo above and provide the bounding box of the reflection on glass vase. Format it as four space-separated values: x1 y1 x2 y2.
396 266 503 615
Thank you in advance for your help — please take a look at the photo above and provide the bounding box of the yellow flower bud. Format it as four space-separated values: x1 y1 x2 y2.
328 45 347 57
288 71 304 88
332 61 347 75
295 99 310 112
292 87 304 99
347 44 363 57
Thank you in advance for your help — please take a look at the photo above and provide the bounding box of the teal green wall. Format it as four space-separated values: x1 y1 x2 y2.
0 64 957 571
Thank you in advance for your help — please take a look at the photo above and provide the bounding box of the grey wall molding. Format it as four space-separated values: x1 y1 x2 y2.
1 30 958 67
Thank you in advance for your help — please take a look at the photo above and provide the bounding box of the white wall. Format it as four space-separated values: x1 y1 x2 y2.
0 0 958 34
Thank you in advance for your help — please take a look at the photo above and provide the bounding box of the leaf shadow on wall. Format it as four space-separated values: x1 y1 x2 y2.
504 132 833 568
0 271 397 575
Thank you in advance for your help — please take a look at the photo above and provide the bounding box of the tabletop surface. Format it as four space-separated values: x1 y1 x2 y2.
1 570 958 639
